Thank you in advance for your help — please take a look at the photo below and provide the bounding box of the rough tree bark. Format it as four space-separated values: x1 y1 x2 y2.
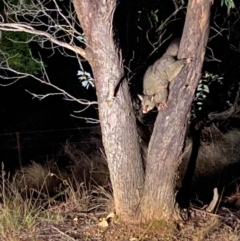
72 0 144 219
140 0 212 221
73 0 212 222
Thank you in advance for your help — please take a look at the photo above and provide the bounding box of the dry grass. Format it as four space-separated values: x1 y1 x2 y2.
0 166 114 240
0 141 240 241
0 166 62 241
63 141 110 187
0 143 113 241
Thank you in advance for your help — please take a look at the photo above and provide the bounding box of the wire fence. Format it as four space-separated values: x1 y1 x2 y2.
0 126 102 172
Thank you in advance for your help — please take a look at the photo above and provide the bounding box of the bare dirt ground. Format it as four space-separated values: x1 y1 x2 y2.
3 203 239 241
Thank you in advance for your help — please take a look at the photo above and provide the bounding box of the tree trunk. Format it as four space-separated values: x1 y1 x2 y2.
73 0 144 220
140 0 212 221
73 0 212 222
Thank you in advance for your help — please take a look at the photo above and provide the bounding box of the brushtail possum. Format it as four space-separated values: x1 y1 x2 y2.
138 39 188 113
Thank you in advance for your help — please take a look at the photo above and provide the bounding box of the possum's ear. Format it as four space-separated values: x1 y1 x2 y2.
138 94 143 101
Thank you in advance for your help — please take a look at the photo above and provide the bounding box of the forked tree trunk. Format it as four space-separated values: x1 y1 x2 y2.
73 0 144 219
140 0 212 221
73 0 212 222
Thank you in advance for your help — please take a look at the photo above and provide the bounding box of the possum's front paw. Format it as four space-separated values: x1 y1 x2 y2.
157 103 168 110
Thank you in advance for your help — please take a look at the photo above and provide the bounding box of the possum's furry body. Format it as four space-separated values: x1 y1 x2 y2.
139 39 187 113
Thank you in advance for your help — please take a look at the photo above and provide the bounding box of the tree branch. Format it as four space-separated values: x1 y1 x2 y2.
0 23 87 60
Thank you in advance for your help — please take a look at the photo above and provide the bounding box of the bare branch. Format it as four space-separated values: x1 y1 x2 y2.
0 60 97 110
0 22 87 59
146 5 184 58
70 114 99 124
205 47 222 63
156 5 185 32
0 0 88 60
0 0 98 117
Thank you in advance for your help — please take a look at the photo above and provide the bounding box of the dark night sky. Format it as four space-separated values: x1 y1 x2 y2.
0 50 98 133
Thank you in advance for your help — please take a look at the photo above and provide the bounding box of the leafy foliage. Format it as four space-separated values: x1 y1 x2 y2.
191 71 237 123
77 70 94 89
0 32 42 74
0 0 42 74
221 0 235 14
194 72 223 109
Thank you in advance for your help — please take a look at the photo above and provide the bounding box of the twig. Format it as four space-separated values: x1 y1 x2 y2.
51 226 76 241
206 188 219 213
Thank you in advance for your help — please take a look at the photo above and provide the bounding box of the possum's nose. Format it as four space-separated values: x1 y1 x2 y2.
142 109 148 114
